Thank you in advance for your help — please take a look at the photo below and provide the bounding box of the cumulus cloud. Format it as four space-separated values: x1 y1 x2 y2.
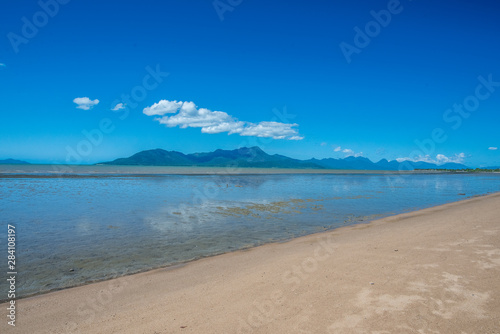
111 103 126 111
144 100 303 140
396 156 428 163
436 153 465 164
158 102 235 130
239 122 302 139
342 148 354 155
489 147 498 151
143 100 183 116
333 146 362 157
349 151 364 157
397 153 465 165
73 97 99 110
201 121 244 134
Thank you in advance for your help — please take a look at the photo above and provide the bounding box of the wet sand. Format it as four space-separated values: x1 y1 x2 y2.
2 192 500 333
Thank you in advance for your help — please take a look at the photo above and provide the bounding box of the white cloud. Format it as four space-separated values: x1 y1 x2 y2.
342 148 353 155
73 97 99 110
144 100 303 140
397 153 465 165
396 155 433 163
0 63 5 67
344 150 363 157
333 146 362 157
436 153 465 164
201 121 244 134
239 121 300 139
159 103 235 130
143 100 183 116
320 142 327 146
489 147 498 151
111 103 126 111
397 157 417 163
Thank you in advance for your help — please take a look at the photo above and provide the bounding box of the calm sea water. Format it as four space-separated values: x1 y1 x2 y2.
1 166 500 299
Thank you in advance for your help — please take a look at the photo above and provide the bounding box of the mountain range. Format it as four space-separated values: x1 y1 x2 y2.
0 159 30 165
100 147 469 170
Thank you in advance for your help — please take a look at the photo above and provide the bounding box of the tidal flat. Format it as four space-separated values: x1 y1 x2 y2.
1 167 500 299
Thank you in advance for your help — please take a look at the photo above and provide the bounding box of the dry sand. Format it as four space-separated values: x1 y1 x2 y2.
3 193 500 334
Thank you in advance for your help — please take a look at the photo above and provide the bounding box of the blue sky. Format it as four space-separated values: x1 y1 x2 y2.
0 0 499 167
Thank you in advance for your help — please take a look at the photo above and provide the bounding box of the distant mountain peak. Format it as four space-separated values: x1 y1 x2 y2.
100 147 469 170
237 146 264 153
0 158 30 165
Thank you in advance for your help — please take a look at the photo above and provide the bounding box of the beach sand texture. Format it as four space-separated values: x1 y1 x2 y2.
3 192 500 333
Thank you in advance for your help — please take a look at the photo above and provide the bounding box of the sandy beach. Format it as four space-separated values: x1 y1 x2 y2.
3 193 500 333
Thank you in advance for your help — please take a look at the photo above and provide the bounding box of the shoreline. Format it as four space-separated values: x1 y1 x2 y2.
3 192 500 333
5 192 495 303
0 163 458 175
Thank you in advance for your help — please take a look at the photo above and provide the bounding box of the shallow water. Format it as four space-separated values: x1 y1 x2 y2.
1 167 500 299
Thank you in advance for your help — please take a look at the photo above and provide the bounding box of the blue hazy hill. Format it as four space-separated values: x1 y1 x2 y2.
101 147 469 170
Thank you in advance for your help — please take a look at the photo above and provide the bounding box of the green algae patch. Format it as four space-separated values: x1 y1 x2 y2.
213 198 326 218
